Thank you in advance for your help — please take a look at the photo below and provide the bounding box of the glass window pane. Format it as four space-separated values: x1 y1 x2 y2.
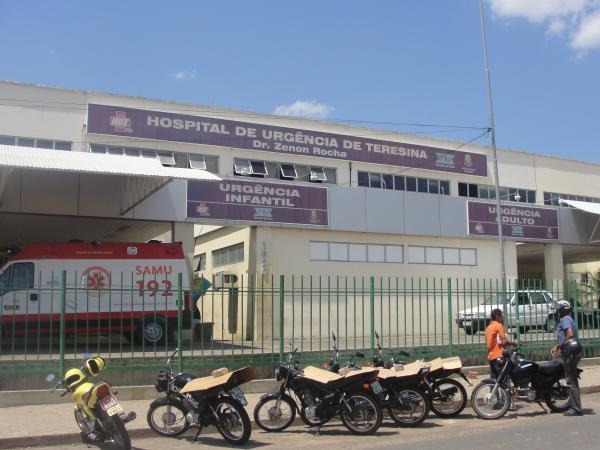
108 147 124 156
309 167 327 181
90 144 106 154
488 186 496 199
382 174 393 190
385 245 403 263
468 184 479 198
408 246 425 264
189 154 207 170
330 243 348 261
479 186 489 199
36 140 54 149
322 168 336 184
250 160 267 175
142 150 157 158
443 248 460 265
425 247 443 264
125 148 140 157
406 177 417 192
358 171 369 187
544 192 552 205
310 242 328 260
417 178 428 193
527 190 536 203
280 164 298 179
17 137 34 147
439 180 450 196
499 186 509 200
348 244 367 262
517 189 527 203
428 179 439 194
394 176 405 191
0 136 15 145
367 245 385 262
458 182 468 197
460 249 477 266
370 173 382 188
54 141 71 151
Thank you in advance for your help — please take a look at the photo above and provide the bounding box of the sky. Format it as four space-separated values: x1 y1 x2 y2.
0 0 599 162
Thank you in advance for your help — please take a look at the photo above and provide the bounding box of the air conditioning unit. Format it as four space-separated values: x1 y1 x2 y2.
213 272 239 289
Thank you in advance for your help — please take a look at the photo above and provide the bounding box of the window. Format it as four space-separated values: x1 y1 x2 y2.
439 180 450 196
529 292 547 304
348 244 367 262
382 174 393 190
0 136 15 145
0 262 34 292
55 141 72 151
409 246 477 266
417 178 428 193
36 140 54 149
405 177 417 192
125 148 140 157
158 153 176 166
250 160 268 176
369 173 382 188
17 137 34 147
309 167 327 182
544 191 600 206
234 159 252 175
515 292 530 306
91 144 107 154
189 154 207 170
310 242 329 260
358 172 369 187
108 147 124 156
280 164 298 179
394 176 405 191
459 182 535 203
213 243 244 268
309 242 404 263
367 245 385 262
1 135 71 150
195 253 206 272
142 150 157 159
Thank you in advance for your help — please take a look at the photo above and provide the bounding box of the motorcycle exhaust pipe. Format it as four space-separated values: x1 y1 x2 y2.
118 411 137 424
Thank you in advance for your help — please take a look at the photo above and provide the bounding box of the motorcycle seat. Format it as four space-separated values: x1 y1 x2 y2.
537 359 564 377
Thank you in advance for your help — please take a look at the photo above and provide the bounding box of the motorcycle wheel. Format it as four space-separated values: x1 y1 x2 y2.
74 409 105 444
430 378 467 418
545 383 571 413
212 397 251 445
100 412 131 450
387 387 429 426
471 381 510 420
340 392 383 435
253 393 296 432
147 398 189 437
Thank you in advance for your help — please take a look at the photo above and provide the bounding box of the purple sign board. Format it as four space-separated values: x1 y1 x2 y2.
468 201 559 240
88 104 488 176
187 179 328 226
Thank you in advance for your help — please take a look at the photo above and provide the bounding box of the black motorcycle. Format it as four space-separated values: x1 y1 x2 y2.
372 332 469 418
471 348 579 419
253 343 383 435
147 349 254 444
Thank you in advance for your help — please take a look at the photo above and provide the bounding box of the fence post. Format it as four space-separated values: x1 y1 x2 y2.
370 276 375 356
447 278 453 357
177 272 183 372
279 275 285 361
59 270 66 376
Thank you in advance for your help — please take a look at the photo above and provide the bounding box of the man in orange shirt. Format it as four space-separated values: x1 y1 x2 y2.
486 308 514 381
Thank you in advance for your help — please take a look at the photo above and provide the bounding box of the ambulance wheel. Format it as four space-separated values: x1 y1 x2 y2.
138 319 168 346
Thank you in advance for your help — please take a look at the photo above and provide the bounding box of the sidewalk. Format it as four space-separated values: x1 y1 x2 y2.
1 362 600 449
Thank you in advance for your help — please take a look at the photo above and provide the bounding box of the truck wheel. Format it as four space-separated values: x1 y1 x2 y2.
138 319 167 346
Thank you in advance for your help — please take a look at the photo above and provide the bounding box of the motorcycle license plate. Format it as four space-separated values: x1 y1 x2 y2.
99 395 123 417
229 387 247 406
371 381 383 395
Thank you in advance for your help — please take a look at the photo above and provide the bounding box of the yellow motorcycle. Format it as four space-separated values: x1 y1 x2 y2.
47 356 136 450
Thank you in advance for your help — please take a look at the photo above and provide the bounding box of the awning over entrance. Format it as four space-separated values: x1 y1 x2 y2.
0 145 221 214
560 199 600 243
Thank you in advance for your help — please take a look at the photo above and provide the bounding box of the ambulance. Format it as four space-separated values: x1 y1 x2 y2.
0 242 192 345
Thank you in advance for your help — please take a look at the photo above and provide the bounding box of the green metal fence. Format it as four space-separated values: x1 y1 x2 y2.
1 271 599 380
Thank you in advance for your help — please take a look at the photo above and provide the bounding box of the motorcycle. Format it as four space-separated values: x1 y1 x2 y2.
471 347 581 419
147 348 255 445
47 356 135 450
253 341 383 435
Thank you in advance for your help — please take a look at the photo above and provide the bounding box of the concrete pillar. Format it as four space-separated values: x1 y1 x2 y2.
171 221 195 283
544 243 565 291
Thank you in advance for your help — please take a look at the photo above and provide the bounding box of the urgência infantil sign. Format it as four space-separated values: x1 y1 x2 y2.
468 201 559 240
187 179 328 226
87 104 488 176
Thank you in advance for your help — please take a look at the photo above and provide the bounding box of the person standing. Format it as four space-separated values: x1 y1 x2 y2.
550 299 583 416
485 308 514 381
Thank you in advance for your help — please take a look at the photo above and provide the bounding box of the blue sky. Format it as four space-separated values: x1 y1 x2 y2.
1 0 599 162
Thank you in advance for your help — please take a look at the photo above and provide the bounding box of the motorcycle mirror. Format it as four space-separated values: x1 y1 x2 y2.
355 351 365 358
46 374 56 383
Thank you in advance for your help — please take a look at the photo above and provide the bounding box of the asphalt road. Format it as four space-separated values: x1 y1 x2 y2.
28 393 600 450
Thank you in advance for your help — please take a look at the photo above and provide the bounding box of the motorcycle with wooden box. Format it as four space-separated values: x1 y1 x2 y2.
147 348 254 445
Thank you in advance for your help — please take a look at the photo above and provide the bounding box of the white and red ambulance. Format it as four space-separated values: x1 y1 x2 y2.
0 242 192 345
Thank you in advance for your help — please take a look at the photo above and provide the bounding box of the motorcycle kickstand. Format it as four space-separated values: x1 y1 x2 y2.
192 424 204 443
536 402 550 414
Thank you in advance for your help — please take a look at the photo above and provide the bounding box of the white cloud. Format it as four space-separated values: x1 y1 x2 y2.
489 0 600 54
571 10 600 49
173 69 197 80
273 100 334 118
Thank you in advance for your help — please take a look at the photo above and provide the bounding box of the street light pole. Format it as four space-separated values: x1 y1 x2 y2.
479 0 507 297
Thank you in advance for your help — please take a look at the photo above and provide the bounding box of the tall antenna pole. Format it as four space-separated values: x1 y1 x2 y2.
479 0 507 293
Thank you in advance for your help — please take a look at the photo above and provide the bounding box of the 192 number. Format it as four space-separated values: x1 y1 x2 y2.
136 280 173 297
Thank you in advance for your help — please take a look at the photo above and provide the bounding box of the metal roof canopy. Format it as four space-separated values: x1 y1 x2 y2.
0 145 221 215
560 199 600 243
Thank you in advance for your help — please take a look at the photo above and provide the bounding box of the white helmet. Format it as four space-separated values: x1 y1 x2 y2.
550 299 571 311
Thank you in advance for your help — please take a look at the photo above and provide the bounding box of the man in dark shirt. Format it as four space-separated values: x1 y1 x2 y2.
550 299 582 416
